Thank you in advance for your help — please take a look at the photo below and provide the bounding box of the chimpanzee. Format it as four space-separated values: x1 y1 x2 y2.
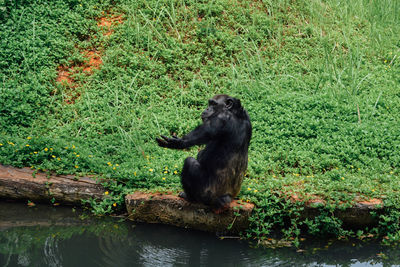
156 94 252 212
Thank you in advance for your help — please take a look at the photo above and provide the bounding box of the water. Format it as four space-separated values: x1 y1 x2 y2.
1 201 399 267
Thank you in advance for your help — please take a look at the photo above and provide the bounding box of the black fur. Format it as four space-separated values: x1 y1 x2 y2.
157 95 252 209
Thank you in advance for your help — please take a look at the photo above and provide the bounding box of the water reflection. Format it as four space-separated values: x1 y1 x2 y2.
0 201 400 267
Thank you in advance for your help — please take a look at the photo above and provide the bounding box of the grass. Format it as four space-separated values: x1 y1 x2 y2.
1 0 400 243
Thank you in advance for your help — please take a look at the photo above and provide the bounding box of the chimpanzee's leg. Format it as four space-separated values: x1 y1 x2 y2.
180 157 206 202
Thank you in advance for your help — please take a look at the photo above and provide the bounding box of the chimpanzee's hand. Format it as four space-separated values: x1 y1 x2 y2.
156 135 185 149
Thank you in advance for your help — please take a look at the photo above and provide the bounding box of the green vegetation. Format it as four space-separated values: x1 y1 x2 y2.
1 0 399 243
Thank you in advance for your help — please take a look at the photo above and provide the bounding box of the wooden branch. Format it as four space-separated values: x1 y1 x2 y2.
125 192 254 235
0 165 105 205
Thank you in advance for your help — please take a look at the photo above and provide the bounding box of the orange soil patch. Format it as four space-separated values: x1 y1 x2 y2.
55 13 123 103
56 66 75 86
98 15 123 36
83 50 102 73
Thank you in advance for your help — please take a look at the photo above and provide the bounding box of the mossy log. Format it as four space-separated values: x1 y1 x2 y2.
290 195 383 228
0 165 105 205
125 192 254 235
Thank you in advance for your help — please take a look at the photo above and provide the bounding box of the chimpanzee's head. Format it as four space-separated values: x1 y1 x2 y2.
201 94 242 121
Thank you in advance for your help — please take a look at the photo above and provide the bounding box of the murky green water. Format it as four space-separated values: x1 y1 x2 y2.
1 201 399 267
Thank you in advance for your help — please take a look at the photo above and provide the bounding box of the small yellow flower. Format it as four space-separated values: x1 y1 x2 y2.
26 144 30 147
149 169 153 172
372 189 375 192
113 167 116 170
0 143 2 146
247 187 251 191
50 148 53 151
164 171 168 174
52 155 56 158
27 136 32 140
76 155 80 157
72 145 76 149
105 191 109 195
44 148 48 152
115 164 119 167
34 151 38 154
390 171 394 174
164 166 168 170
8 141 14 146
65 146 69 149
341 177 345 180
134 172 137 176
174 170 178 174
75 165 79 168
113 203 117 207
107 162 112 166
57 157 61 161
254 189 258 193
174 165 178 168
162 177 166 181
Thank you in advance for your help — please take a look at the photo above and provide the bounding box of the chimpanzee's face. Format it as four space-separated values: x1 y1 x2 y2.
201 95 231 121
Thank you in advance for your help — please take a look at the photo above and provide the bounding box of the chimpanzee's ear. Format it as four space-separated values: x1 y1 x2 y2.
226 98 234 109
226 97 241 110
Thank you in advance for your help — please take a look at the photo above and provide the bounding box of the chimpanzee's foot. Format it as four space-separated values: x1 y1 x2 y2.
178 191 188 200
212 194 232 214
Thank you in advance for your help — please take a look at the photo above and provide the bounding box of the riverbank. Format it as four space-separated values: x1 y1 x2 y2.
0 164 388 238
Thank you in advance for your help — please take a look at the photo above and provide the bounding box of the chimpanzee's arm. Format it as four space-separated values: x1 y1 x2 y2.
156 118 225 149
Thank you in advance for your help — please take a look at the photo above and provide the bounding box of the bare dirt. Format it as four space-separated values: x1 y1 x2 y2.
55 13 123 103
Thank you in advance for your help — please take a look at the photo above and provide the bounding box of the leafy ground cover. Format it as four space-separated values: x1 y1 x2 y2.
1 0 399 244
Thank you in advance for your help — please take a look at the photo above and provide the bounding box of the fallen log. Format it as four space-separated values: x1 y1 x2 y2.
125 192 254 235
290 195 383 228
0 165 105 205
